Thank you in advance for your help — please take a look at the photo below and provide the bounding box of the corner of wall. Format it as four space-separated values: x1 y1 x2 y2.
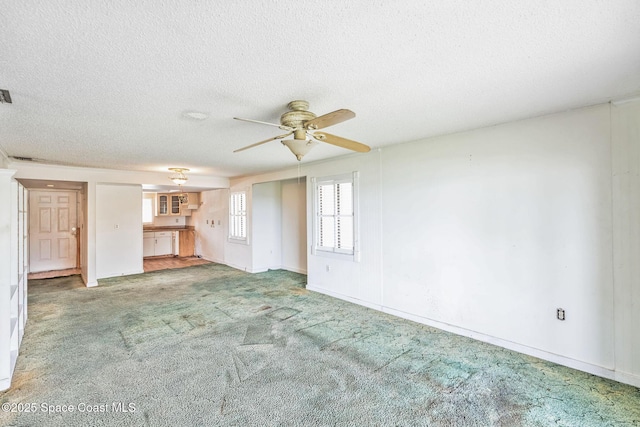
0 145 9 168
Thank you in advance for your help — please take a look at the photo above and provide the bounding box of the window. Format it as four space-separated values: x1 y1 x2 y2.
229 190 247 241
142 193 155 224
313 172 359 258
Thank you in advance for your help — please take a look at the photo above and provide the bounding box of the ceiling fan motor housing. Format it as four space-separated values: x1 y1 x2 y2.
281 100 316 139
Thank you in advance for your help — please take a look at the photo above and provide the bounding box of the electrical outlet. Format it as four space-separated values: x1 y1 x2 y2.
326 265 330 272
114 224 119 229
206 220 209 224
557 308 565 321
175 218 179 223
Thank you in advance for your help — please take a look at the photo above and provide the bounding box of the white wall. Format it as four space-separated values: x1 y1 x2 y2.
95 183 144 279
229 102 640 387
381 104 613 368
189 189 228 263
611 99 640 385
153 215 186 227
191 181 307 274
252 181 283 272
281 178 307 274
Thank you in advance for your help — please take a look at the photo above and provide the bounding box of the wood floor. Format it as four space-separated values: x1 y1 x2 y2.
143 255 211 272
27 256 211 279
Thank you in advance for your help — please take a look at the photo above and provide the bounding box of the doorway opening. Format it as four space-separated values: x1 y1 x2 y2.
18 179 86 281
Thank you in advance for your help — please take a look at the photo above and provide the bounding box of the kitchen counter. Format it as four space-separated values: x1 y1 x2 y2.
143 226 196 257
143 225 195 232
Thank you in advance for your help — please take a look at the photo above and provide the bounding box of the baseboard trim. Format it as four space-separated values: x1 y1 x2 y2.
281 265 307 275
202 256 224 264
0 377 11 391
307 284 383 311
224 261 308 275
614 370 640 388
307 283 640 389
224 261 252 273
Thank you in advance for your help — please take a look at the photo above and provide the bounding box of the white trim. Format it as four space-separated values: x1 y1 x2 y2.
96 268 144 281
0 377 10 391
311 172 359 261
282 265 307 275
307 284 383 311
307 283 640 389
614 371 640 388
202 256 224 264
229 190 248 242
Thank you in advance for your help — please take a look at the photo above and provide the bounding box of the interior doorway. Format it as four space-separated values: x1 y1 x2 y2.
18 179 86 280
29 190 79 273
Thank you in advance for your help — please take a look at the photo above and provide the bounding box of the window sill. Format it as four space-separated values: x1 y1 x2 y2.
312 248 357 262
228 238 249 245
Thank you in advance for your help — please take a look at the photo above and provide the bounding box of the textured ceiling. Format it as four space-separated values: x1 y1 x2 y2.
1 1 639 178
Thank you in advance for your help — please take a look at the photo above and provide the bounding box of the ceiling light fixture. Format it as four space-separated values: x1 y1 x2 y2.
168 168 190 204
168 168 189 185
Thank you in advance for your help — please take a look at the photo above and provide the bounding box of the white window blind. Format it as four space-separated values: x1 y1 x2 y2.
314 173 358 258
229 191 247 240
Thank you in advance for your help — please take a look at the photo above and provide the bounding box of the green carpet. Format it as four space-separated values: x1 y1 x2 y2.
1 263 638 426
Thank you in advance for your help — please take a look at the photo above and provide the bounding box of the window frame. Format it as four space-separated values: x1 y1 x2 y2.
311 172 360 261
142 193 156 225
229 190 248 243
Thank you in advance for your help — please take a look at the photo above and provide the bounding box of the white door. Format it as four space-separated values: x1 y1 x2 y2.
29 190 78 273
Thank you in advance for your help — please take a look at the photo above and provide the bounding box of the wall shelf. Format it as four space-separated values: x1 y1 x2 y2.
1 179 28 391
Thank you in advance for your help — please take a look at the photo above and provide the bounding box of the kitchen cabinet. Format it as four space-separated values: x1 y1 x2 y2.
143 231 173 256
157 193 196 216
178 229 195 257
157 194 169 215
170 195 181 215
180 193 199 210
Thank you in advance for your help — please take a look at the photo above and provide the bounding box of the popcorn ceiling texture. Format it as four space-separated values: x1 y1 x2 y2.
1 1 639 177
1 264 638 426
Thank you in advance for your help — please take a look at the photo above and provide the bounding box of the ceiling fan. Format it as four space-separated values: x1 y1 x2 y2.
233 100 370 161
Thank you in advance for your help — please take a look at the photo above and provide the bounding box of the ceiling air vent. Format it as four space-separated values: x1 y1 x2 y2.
0 89 12 104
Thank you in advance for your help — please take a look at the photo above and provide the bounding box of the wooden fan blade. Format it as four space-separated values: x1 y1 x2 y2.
304 109 355 130
234 117 293 131
233 132 293 153
312 132 370 153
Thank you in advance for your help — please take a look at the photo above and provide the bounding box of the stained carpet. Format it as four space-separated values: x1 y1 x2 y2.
1 264 638 426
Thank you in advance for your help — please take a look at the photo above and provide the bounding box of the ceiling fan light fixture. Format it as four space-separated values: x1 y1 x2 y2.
168 167 189 185
233 100 369 161
282 139 318 161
